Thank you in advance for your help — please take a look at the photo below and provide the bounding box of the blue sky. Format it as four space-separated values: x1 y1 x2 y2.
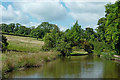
0 0 117 31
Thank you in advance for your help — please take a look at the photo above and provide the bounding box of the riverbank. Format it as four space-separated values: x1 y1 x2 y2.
2 51 60 75
5 55 120 78
93 52 120 62
2 35 60 78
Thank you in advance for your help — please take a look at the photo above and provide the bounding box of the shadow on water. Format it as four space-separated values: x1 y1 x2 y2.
6 54 120 78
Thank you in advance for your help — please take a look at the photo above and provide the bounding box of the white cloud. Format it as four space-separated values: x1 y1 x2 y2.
70 12 100 24
62 1 107 29
23 22 40 28
62 0 117 2
13 0 67 21
62 0 118 29
0 4 29 24
1 0 67 25
59 26 68 31
1 0 118 2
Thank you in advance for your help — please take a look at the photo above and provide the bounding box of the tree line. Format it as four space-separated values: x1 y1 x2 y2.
0 22 58 39
1 0 120 56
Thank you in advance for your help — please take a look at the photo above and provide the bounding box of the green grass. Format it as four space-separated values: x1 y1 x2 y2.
71 49 88 55
5 35 44 53
70 52 88 55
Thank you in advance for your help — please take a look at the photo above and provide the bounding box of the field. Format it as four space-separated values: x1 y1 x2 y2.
2 35 60 76
5 35 44 52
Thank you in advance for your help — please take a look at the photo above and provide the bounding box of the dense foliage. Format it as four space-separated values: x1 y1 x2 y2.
42 21 94 56
0 35 8 52
0 22 56 40
96 0 120 54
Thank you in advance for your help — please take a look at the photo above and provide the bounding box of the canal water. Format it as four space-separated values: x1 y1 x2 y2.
7 55 120 78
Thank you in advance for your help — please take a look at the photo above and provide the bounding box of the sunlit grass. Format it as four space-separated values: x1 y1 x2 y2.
70 52 88 55
71 49 88 55
4 35 44 53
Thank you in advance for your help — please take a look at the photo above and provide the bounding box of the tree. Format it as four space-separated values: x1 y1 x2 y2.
66 21 84 46
56 36 72 56
42 26 61 50
96 17 106 42
30 22 56 39
1 35 8 52
81 41 94 54
96 0 120 54
1 23 9 33
8 23 15 33
14 23 21 33
104 1 120 54
85 27 96 41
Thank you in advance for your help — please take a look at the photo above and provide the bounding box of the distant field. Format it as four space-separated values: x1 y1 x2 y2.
4 35 44 53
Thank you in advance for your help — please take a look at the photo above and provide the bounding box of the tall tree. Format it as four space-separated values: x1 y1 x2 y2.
66 21 84 46
8 23 15 33
85 27 96 41
1 24 9 33
105 1 120 54
96 17 106 42
97 0 120 54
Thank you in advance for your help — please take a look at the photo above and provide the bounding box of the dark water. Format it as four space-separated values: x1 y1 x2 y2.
7 55 120 78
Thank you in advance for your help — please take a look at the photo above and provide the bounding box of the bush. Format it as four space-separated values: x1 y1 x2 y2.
101 52 113 60
1 35 8 52
81 41 94 54
91 41 114 56
42 45 50 51
56 39 72 56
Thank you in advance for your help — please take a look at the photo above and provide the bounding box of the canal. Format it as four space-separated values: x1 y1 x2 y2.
7 54 120 78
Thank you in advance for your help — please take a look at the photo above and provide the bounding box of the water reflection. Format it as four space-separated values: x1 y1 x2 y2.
7 55 120 78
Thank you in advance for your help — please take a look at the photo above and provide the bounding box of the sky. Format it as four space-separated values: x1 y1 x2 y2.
0 0 117 31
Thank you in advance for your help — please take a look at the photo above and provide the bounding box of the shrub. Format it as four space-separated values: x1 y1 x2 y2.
81 41 94 54
1 35 8 52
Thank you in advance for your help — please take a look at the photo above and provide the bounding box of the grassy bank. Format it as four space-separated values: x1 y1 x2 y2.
2 51 59 73
2 35 60 76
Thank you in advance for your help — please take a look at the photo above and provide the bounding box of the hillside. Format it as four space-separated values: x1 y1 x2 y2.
4 35 44 53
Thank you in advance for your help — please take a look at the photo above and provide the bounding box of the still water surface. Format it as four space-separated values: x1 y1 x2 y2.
8 55 120 78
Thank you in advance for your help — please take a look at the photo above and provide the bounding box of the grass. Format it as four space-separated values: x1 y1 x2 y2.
2 35 60 77
5 35 44 53
70 52 88 55
2 51 60 74
0 53 2 71
71 49 88 55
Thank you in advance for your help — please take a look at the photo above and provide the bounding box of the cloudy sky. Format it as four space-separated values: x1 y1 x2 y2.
0 0 117 31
